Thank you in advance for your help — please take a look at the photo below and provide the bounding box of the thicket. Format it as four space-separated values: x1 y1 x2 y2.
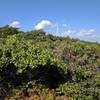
0 26 100 99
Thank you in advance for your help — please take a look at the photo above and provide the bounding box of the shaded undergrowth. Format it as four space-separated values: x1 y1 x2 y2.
0 62 67 99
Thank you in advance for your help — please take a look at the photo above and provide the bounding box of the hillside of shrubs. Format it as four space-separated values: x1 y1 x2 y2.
0 26 100 100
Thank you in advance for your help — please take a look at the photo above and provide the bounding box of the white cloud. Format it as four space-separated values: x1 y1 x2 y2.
77 29 96 37
63 30 75 36
62 24 67 27
34 20 99 42
61 28 98 40
34 20 52 30
9 21 20 28
64 30 78 38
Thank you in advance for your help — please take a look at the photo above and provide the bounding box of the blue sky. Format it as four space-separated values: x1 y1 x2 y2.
0 0 100 42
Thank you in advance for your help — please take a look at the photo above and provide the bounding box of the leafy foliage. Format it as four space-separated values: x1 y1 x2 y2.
0 28 100 99
0 25 19 38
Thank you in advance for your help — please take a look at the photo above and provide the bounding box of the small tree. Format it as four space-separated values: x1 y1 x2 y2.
0 25 19 38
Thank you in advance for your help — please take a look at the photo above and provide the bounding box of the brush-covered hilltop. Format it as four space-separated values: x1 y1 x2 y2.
0 26 100 100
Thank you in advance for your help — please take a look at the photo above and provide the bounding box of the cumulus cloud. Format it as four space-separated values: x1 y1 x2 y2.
34 20 52 30
9 21 20 28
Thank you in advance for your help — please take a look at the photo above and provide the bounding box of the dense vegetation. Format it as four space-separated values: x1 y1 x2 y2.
0 26 100 100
